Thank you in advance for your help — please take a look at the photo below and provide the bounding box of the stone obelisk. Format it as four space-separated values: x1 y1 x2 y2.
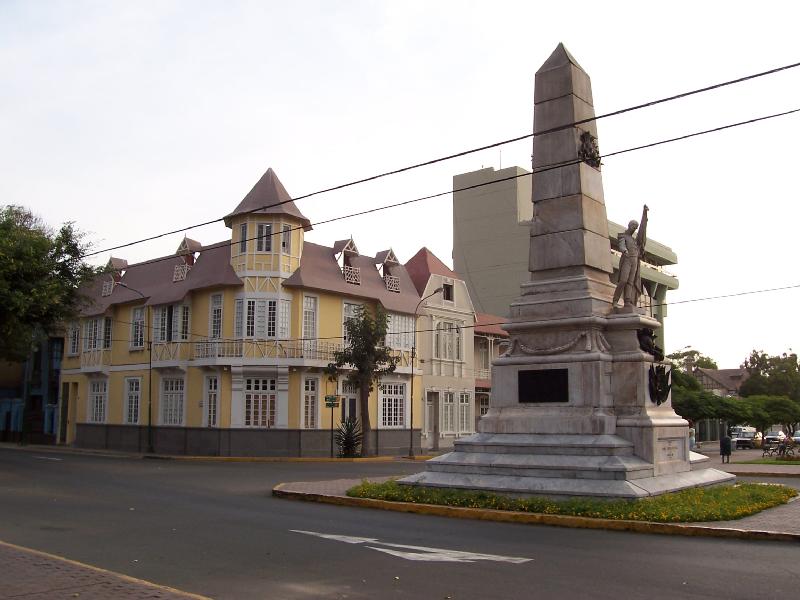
401 44 732 499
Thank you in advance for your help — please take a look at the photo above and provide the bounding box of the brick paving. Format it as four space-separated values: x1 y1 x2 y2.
0 541 208 600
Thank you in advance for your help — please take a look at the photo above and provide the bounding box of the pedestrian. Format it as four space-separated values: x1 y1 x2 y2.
720 434 732 464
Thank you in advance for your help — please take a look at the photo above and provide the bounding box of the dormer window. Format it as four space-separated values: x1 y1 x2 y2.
173 263 190 282
101 279 114 297
335 238 361 286
384 274 400 292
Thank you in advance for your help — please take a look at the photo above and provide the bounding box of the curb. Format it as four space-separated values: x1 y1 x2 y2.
0 539 212 599
727 469 800 478
272 484 800 543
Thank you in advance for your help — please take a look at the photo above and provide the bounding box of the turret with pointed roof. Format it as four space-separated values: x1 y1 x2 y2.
224 167 312 231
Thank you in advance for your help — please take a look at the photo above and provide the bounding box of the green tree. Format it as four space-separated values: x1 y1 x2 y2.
667 348 718 370
740 350 800 402
325 305 399 457
0 206 97 361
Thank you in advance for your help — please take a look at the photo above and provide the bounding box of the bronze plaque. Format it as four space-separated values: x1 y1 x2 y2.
518 369 569 403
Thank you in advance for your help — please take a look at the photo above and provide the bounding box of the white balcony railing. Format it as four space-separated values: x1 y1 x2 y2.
476 368 491 380
384 274 400 292
80 349 111 370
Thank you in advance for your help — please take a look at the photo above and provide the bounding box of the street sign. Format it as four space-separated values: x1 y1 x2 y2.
325 395 339 408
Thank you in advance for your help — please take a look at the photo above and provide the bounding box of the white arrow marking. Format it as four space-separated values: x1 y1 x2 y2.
33 456 63 461
291 530 532 564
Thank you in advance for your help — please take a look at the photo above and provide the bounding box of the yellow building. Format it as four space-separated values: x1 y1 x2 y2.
59 168 426 456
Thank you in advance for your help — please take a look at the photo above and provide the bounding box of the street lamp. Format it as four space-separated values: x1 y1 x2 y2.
117 282 154 454
409 286 443 458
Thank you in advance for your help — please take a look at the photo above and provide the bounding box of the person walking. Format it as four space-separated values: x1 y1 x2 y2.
720 434 732 464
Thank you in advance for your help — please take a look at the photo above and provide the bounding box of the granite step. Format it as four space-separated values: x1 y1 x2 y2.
454 433 635 456
427 451 654 480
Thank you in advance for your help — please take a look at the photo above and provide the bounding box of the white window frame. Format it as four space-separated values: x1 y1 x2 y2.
67 322 80 356
83 318 100 351
130 307 145 349
160 377 185 426
88 379 107 423
342 302 361 344
458 392 472 434
239 222 248 253
278 299 291 339
379 382 406 429
256 222 272 252
302 295 317 351
281 224 291 254
303 378 318 429
102 316 113 349
442 391 455 434
434 321 462 361
386 313 413 350
204 375 218 428
244 378 276 428
124 377 141 425
209 294 223 340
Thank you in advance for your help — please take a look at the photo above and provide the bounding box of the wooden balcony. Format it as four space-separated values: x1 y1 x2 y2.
80 349 111 373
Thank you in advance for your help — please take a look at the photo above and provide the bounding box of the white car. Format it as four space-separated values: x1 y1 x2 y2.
763 431 786 445
792 431 800 444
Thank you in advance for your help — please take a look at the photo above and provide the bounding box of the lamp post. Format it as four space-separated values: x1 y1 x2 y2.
409 286 443 458
117 283 154 454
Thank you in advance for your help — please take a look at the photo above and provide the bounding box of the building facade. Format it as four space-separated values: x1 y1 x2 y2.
59 168 428 456
473 312 509 429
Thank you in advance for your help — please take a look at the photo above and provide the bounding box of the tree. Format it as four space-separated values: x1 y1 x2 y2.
740 350 800 402
0 206 97 361
325 305 399 456
667 348 718 370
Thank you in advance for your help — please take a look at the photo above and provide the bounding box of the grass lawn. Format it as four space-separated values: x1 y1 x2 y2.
347 481 797 523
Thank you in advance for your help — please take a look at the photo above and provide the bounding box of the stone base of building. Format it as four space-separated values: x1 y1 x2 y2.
75 424 420 457
399 432 734 500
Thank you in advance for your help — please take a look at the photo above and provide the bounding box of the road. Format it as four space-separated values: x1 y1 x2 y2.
0 448 797 599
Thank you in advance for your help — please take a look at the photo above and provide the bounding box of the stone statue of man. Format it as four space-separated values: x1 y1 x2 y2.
612 205 648 307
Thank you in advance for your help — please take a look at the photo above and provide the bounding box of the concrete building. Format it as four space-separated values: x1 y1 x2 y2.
453 166 679 348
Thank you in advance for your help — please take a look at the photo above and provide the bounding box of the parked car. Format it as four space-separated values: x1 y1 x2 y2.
730 426 757 449
792 431 800 444
763 431 786 445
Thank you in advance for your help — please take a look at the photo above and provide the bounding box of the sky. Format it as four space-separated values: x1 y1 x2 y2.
1 0 798 368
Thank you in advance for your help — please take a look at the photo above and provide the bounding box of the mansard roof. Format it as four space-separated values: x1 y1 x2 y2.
404 247 460 295
283 242 421 314
224 167 312 231
79 241 241 316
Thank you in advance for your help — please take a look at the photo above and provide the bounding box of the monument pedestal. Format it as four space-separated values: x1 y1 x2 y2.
400 43 732 500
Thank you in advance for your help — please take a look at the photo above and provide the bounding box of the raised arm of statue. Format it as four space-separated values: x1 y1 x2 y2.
636 205 649 257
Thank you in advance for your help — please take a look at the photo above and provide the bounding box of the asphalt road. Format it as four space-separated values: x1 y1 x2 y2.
0 448 797 600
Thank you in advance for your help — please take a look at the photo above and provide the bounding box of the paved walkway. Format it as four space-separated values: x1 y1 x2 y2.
0 541 209 599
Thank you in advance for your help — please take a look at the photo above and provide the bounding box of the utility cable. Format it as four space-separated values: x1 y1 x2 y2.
81 61 800 259
88 106 800 272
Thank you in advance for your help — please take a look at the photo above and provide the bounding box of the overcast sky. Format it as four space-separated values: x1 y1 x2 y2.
2 0 798 368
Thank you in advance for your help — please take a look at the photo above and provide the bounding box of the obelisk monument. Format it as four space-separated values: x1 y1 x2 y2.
401 44 732 499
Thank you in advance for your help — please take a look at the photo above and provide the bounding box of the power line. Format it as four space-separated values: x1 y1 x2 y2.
85 106 800 273
81 61 800 259
88 282 800 349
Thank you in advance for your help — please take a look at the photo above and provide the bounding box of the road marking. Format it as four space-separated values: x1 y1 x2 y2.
291 530 532 564
33 456 63 461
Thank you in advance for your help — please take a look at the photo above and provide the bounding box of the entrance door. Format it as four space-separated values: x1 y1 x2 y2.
423 391 438 449
340 382 359 423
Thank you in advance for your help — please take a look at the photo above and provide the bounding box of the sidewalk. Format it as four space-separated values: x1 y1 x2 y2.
0 540 209 599
273 462 800 542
